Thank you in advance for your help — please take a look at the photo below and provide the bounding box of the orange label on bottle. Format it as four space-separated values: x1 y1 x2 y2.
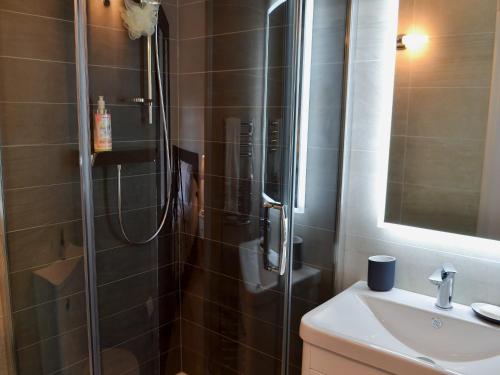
94 113 112 152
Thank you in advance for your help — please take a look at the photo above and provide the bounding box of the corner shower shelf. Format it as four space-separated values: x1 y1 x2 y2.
91 149 157 167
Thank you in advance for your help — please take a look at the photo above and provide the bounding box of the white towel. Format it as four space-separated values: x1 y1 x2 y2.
224 117 241 213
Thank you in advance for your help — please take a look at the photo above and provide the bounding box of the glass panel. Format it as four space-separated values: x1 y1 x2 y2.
86 1 180 374
176 0 296 373
289 0 348 372
0 1 91 374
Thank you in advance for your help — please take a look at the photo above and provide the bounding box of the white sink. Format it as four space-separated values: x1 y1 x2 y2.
300 281 500 374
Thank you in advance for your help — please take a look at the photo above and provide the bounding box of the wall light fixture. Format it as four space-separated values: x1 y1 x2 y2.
397 33 429 52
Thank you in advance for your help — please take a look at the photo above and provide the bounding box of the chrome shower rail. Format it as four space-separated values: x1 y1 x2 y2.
74 0 101 373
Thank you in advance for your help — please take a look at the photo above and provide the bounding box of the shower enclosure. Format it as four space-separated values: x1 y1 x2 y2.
0 0 348 374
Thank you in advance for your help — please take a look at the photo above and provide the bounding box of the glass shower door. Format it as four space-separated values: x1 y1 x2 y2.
176 0 302 374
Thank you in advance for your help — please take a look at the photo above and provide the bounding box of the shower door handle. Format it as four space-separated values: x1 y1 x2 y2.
262 196 288 275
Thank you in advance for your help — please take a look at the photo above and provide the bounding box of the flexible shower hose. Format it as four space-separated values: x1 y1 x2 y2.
117 25 172 245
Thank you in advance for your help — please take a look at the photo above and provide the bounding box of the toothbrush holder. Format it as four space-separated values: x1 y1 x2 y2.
367 255 396 292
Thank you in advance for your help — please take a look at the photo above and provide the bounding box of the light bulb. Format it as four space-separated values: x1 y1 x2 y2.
400 32 429 52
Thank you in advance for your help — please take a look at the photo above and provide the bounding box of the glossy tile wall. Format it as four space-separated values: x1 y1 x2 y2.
340 0 500 307
0 0 181 374
0 1 89 374
386 0 496 235
175 0 347 373
87 1 181 374
176 0 285 373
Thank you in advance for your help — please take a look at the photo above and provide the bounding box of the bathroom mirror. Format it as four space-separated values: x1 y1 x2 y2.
262 0 287 205
385 0 500 240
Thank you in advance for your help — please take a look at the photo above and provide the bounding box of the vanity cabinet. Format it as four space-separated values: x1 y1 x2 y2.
302 343 390 375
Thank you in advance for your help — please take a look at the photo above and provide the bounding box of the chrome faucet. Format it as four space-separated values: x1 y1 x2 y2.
428 263 457 310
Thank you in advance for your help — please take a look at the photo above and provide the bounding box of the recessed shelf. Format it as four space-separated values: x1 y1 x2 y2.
91 148 157 167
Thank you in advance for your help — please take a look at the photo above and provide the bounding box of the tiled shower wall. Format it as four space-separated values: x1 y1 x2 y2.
386 0 496 235
88 1 181 374
0 1 181 374
0 1 86 374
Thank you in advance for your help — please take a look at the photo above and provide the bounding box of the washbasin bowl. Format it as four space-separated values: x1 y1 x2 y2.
300 281 500 374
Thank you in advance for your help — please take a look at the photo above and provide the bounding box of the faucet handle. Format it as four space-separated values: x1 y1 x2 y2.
442 263 457 275
429 268 444 285
428 263 457 285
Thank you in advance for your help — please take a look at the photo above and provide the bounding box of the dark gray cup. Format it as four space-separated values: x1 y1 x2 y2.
367 255 396 291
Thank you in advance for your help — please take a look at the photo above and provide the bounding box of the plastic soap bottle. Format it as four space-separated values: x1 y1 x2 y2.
94 96 112 152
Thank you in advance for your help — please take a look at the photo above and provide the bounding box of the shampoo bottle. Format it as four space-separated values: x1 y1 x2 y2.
94 96 112 152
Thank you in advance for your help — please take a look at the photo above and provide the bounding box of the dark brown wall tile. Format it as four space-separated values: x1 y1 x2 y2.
2 144 80 189
13 292 86 349
0 1 74 21
6 221 83 273
0 103 78 146
0 57 76 103
16 325 88 375
5 183 81 232
0 11 74 62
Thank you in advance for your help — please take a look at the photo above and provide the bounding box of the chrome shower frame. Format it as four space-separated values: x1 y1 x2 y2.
74 0 101 374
